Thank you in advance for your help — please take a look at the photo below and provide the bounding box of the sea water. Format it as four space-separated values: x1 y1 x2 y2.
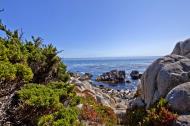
63 56 159 90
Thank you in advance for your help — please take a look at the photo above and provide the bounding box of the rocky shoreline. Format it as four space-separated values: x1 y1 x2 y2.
1 27 190 125
69 71 140 124
69 38 190 125
69 70 139 103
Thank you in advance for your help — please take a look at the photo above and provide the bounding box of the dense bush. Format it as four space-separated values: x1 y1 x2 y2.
0 61 17 81
125 107 146 126
141 98 177 126
18 82 79 108
125 98 177 126
0 22 69 85
10 82 81 125
80 94 117 126
0 22 78 125
38 107 79 126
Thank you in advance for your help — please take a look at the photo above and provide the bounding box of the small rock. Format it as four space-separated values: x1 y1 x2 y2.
76 104 83 110
126 80 131 83
99 85 104 88
79 73 93 81
130 70 141 80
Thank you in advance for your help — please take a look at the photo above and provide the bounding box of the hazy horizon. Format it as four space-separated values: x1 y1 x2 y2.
62 55 161 59
1 0 190 58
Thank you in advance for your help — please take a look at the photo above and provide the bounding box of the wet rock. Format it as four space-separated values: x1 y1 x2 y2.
99 85 104 88
96 70 125 84
130 70 142 80
126 80 131 83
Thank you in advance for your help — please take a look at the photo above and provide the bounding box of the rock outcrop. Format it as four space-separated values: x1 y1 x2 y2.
79 73 93 81
174 115 190 126
172 38 190 58
140 55 190 108
139 38 190 109
166 82 190 114
130 70 142 80
96 70 125 84
70 77 116 108
141 55 190 107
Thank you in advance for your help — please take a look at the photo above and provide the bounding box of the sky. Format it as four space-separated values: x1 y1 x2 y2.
1 0 190 58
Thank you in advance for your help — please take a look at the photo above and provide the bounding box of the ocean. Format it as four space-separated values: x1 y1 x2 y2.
63 56 159 90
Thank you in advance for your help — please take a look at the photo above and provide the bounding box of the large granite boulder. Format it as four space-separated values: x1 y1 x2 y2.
140 54 190 108
96 70 125 84
166 82 190 114
172 38 190 58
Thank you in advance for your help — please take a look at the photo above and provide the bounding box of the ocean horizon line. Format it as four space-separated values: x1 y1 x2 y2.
62 55 162 60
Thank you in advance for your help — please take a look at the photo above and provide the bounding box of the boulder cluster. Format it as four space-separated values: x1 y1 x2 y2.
95 69 142 84
137 38 190 125
96 70 126 84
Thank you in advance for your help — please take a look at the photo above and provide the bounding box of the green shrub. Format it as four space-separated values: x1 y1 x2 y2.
0 41 8 61
0 21 76 126
15 63 33 82
38 107 79 126
0 22 69 84
15 82 82 125
0 61 17 81
125 98 177 126
125 107 146 126
18 84 63 108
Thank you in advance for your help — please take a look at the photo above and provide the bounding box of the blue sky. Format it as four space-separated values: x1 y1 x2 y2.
1 0 190 58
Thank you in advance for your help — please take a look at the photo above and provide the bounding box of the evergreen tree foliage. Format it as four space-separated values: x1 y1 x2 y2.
0 22 77 125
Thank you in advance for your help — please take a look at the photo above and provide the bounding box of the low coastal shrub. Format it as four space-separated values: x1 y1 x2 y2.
141 98 177 126
0 22 81 125
125 107 146 126
15 82 81 125
38 107 79 126
125 98 177 126
80 95 117 126
0 21 123 126
18 82 81 108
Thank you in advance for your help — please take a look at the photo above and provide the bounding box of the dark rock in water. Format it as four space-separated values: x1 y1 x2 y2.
130 70 141 80
96 70 125 84
79 73 93 81
99 85 104 88
126 80 131 83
